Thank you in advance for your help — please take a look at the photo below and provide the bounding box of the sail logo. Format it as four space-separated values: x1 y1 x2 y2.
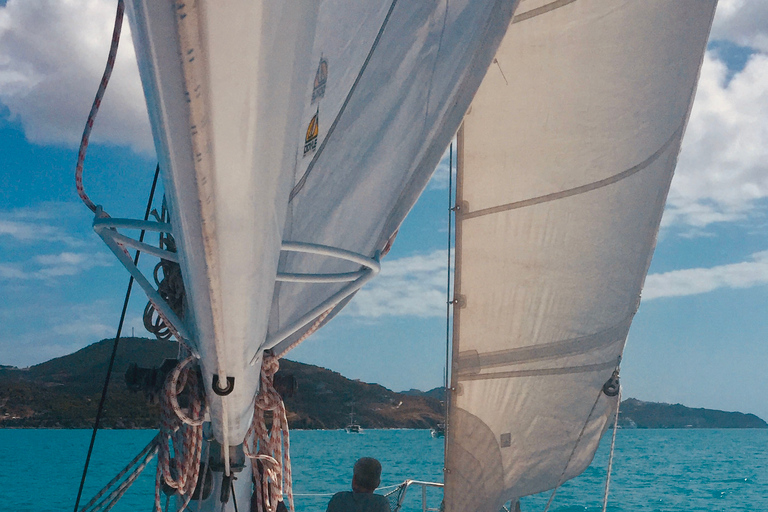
304 109 319 155
312 57 328 103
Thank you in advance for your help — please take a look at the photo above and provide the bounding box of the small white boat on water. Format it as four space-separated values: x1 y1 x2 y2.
71 1 719 511
345 406 362 434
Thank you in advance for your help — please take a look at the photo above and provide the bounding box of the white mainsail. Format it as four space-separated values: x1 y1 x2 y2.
445 1 716 511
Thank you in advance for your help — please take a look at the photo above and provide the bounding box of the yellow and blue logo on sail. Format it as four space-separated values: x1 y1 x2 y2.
312 57 328 103
304 108 319 155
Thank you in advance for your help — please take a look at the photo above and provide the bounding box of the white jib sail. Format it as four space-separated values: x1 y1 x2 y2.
445 1 716 511
126 0 520 449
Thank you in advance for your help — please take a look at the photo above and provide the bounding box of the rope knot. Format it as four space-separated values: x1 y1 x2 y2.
245 352 294 512
255 352 282 410
154 355 205 512
262 352 280 375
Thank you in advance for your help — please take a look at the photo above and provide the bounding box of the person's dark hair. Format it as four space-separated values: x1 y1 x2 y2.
352 457 381 492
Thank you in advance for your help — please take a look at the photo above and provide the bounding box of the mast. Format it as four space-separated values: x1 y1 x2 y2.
444 1 716 511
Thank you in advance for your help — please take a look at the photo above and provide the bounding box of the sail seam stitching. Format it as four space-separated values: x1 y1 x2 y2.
456 360 617 381
289 0 400 202
512 0 578 24
462 123 683 220
457 316 630 372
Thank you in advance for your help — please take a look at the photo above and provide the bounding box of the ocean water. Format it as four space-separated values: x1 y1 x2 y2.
1 428 766 511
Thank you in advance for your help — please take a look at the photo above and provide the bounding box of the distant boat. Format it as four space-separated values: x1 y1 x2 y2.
346 405 362 434
431 423 445 438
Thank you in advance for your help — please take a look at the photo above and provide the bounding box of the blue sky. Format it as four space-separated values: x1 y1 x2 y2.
2 1 768 421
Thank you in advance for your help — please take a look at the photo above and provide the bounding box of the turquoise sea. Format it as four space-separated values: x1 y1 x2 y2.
1 429 766 511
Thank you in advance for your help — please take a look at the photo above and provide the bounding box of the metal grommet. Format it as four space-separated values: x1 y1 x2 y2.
212 375 235 396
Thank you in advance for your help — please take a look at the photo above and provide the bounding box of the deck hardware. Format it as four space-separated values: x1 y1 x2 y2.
212 375 235 396
602 369 620 397
249 243 381 365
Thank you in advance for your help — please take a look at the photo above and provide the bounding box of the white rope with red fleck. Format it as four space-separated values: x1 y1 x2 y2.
75 0 124 213
154 355 206 512
244 353 294 512
275 307 335 360
78 433 161 512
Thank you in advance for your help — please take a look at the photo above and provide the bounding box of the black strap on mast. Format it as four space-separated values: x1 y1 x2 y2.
73 164 161 512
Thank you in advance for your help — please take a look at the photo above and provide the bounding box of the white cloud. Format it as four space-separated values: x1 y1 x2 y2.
0 300 117 366
355 251 768 313
1 0 766 237
0 202 92 246
0 203 113 279
52 316 114 339
711 0 768 52
0 0 152 152
0 263 25 279
666 50 768 229
349 250 449 318
643 251 768 300
34 251 112 277
0 251 112 280
0 219 83 246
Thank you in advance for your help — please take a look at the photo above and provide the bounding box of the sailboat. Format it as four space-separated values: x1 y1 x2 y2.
345 405 362 434
73 0 717 511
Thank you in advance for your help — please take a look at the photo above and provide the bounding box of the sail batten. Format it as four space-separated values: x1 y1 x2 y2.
462 122 685 220
445 1 716 510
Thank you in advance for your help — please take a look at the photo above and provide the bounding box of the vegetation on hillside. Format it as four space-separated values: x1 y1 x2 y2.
0 338 443 429
1 338 764 429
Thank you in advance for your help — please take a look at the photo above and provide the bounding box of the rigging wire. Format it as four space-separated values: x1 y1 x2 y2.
443 141 454 452
601 388 622 512
541 387 604 512
232 479 240 512
72 165 161 512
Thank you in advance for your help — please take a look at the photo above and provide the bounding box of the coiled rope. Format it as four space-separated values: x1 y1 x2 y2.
245 353 294 512
154 355 206 512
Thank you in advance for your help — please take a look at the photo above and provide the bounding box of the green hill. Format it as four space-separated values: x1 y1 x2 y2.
1 338 764 429
617 398 767 429
0 338 178 428
0 338 443 429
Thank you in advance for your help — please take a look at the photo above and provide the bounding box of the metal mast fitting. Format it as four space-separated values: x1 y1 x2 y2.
93 210 194 349
92 214 379 366
249 242 381 366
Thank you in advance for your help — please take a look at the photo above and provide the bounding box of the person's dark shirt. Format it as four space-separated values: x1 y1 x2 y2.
326 491 390 512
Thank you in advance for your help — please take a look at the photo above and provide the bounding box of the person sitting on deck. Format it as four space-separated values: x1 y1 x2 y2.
326 457 391 512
